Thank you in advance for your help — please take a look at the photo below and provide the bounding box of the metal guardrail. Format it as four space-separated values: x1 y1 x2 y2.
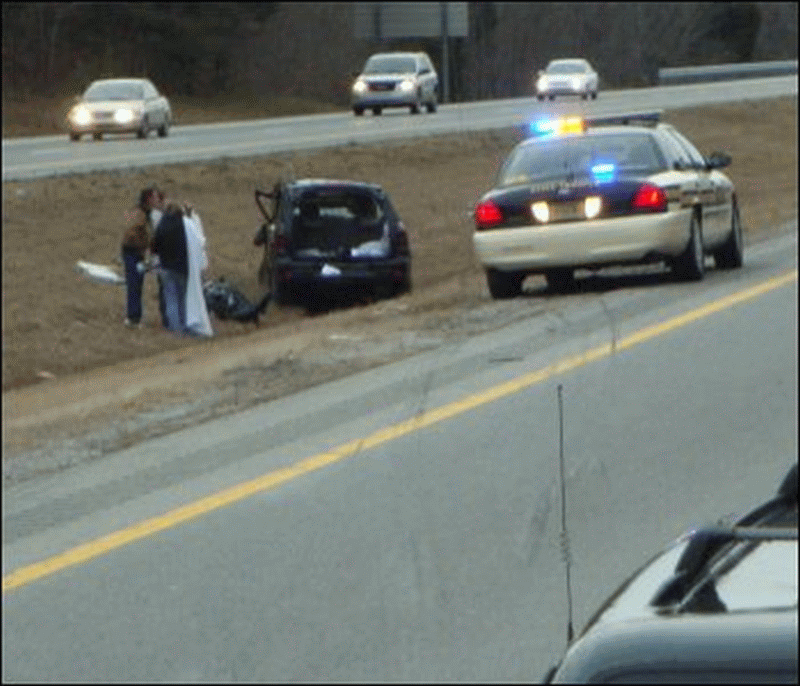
659 60 798 85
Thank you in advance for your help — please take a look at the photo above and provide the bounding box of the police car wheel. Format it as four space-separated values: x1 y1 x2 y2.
673 212 705 281
713 198 744 269
486 269 524 299
544 268 576 292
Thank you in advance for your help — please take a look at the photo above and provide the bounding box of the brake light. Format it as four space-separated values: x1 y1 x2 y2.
391 228 410 255
475 200 503 229
631 184 667 212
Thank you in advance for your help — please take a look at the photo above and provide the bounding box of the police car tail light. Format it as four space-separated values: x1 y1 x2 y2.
475 200 504 229
631 184 667 212
273 235 289 255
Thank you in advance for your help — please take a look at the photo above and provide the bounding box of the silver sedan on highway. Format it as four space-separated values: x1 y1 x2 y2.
67 78 172 141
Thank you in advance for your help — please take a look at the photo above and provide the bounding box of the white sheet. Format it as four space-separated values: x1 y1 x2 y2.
183 212 213 337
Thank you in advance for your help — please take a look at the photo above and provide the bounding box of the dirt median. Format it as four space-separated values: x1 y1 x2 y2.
2 97 797 483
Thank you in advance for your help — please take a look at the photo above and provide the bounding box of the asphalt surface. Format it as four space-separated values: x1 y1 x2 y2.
2 75 797 180
3 231 796 682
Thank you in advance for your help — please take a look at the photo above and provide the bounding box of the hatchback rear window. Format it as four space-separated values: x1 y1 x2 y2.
291 191 388 257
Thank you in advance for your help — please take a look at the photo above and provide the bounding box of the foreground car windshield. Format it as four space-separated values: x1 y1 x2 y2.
363 56 416 74
84 82 144 101
498 133 664 186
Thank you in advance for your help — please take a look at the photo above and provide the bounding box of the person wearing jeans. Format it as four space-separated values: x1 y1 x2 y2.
151 204 189 333
121 246 145 326
120 186 162 327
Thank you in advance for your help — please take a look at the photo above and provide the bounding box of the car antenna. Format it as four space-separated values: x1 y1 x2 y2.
557 383 575 646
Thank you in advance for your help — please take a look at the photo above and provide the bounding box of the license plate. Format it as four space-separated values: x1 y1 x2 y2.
370 82 394 92
549 201 582 222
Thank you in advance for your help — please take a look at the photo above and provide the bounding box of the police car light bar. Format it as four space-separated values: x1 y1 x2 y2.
584 110 662 127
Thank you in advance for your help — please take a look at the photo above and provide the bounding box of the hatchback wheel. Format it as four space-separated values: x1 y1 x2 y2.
157 121 169 137
544 268 576 293
426 99 437 113
93 132 102 141
353 107 364 116
372 107 382 116
69 132 80 142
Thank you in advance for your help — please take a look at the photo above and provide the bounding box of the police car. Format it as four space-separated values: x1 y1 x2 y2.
472 111 743 298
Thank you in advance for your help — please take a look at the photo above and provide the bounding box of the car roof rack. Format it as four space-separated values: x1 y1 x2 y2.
584 110 662 128
650 463 798 608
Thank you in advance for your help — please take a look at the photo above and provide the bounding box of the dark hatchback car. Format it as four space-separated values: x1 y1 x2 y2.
545 463 798 683
253 180 411 307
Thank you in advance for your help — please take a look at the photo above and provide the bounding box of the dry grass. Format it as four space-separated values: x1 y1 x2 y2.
2 97 796 392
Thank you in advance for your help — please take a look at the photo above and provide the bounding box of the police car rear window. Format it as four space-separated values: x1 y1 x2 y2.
498 133 665 187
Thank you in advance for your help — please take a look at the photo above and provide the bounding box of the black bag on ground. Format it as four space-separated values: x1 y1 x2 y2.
203 278 270 323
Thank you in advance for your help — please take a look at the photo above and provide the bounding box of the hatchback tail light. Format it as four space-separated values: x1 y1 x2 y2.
273 235 289 255
391 227 410 255
631 184 667 212
475 200 504 229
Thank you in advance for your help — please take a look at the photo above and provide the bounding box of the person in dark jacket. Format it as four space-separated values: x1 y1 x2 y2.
150 202 189 333
121 186 162 327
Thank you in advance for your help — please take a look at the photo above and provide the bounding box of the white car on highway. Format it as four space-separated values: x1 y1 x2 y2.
536 59 599 101
67 78 172 141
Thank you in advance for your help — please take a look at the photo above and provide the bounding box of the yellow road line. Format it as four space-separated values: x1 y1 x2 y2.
3 269 796 593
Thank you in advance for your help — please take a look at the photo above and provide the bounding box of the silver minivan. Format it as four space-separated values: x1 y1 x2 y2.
351 52 438 116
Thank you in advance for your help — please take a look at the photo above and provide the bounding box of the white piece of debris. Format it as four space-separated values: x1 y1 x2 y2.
75 260 126 285
320 263 342 277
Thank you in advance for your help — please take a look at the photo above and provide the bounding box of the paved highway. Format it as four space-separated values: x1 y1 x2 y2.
2 75 797 181
3 230 796 681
